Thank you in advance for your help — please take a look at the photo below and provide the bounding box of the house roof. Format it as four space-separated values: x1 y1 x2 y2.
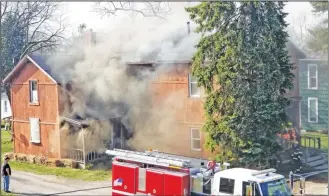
2 54 58 84
3 39 305 85
287 41 307 59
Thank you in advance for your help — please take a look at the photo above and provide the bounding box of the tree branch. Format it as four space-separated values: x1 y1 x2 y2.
93 2 171 20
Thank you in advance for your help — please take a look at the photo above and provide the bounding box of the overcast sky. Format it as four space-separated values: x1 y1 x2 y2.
62 2 316 36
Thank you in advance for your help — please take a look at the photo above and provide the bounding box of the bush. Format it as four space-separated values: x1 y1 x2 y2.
321 129 328 134
6 152 78 168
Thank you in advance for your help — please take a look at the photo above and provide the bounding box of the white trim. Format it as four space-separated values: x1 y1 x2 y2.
307 97 318 123
29 80 39 103
2 55 57 84
111 189 135 195
190 127 201 151
307 64 318 90
188 74 201 98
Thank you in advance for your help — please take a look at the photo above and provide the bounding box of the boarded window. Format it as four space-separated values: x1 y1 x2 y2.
308 97 318 123
191 128 201 150
189 74 201 97
29 80 38 103
30 118 40 143
308 64 318 89
219 177 235 194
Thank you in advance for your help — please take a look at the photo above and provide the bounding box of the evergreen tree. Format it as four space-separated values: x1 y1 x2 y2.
186 2 293 168
307 2 328 55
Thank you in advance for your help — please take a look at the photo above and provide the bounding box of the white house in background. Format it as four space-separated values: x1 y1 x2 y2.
1 92 12 119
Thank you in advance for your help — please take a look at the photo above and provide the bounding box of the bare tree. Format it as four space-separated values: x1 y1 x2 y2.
287 14 314 52
93 2 172 20
1 2 66 102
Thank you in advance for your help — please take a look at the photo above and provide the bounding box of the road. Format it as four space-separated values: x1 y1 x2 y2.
3 171 112 195
2 171 327 195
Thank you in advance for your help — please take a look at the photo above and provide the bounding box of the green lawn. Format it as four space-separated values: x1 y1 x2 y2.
1 130 111 181
300 132 328 150
1 190 16 196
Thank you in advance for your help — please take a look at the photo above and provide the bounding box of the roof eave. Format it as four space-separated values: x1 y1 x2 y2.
2 54 58 84
2 56 28 84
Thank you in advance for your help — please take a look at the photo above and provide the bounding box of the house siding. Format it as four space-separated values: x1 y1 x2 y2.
299 59 328 131
11 62 60 158
150 63 210 159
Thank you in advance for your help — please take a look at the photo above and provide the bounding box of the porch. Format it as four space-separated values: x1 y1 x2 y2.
60 116 128 168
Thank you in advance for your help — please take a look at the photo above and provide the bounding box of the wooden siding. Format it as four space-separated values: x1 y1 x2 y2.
299 59 328 131
13 122 59 158
10 62 60 158
150 63 210 159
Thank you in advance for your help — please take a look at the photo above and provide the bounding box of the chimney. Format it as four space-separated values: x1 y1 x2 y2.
83 28 96 46
187 21 190 34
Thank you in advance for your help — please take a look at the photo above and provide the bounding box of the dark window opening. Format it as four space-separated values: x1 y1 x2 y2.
219 177 235 194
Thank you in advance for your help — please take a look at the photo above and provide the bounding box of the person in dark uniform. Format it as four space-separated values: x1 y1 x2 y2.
292 144 303 173
2 156 11 193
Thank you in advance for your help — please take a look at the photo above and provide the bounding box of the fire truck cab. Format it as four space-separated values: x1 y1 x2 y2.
212 168 291 195
106 149 301 196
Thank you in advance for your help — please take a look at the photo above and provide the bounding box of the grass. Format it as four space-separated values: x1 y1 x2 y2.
1 190 16 196
300 131 328 150
1 130 111 181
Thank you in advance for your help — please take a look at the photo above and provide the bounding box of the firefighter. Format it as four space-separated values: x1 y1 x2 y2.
291 144 303 173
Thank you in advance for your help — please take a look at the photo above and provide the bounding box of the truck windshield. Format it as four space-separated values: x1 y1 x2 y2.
259 178 291 196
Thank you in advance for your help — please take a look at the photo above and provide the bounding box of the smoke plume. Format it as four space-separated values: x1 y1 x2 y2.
47 2 201 154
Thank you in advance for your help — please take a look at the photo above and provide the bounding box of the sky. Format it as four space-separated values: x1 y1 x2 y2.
61 2 316 37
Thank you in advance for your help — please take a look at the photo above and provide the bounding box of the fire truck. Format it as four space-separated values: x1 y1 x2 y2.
106 148 305 196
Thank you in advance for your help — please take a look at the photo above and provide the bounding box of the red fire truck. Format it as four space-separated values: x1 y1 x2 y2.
106 148 305 196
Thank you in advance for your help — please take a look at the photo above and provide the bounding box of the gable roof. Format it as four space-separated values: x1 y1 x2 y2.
3 54 57 84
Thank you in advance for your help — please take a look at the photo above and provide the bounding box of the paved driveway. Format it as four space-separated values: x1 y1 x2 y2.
2 171 112 195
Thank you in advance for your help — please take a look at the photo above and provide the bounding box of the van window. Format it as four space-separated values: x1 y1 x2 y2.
219 177 235 194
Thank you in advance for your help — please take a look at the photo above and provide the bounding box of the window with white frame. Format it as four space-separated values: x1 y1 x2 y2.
191 128 201 150
189 74 201 97
308 97 318 123
4 100 7 113
29 80 39 103
308 64 318 89
30 118 41 143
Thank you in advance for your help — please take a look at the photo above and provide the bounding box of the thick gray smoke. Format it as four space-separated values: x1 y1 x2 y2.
47 3 201 153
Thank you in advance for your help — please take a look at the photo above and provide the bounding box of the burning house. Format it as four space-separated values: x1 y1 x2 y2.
2 52 133 167
3 12 306 166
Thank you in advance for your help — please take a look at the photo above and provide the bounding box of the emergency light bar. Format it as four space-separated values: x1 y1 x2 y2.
251 168 276 176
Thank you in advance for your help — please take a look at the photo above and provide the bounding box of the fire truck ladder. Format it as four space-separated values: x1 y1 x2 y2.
105 148 193 168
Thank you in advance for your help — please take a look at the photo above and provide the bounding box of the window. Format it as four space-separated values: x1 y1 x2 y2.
30 118 40 143
191 128 201 151
29 80 39 103
308 97 318 123
219 177 235 194
4 100 7 113
189 74 201 97
308 64 318 89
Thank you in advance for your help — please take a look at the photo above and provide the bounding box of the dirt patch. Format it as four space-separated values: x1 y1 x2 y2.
305 182 328 195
